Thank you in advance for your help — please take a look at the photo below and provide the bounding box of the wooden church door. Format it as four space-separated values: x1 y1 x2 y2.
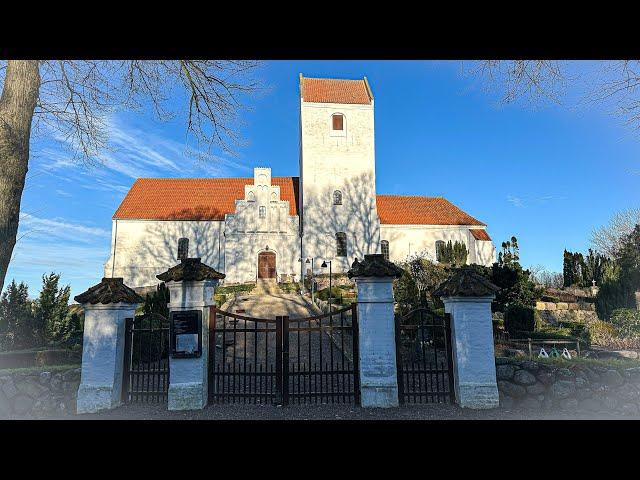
258 252 276 279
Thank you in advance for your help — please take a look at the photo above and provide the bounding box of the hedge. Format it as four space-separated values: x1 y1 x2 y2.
504 304 538 336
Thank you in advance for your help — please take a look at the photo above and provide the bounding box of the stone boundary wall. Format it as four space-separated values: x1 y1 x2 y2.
535 301 595 312
496 358 640 414
0 366 80 418
535 301 599 325
312 297 346 314
312 274 354 291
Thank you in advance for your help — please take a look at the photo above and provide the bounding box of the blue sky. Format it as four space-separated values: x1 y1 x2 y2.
7 60 639 299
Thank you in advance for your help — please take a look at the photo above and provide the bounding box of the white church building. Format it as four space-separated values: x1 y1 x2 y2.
104 75 496 288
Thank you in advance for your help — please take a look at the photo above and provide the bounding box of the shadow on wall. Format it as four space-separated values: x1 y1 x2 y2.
126 207 225 287
303 171 380 269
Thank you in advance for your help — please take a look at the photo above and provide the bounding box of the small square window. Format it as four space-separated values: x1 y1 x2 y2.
381 240 389 261
332 114 344 131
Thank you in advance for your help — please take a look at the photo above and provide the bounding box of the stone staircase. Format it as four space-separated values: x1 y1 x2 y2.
253 279 281 295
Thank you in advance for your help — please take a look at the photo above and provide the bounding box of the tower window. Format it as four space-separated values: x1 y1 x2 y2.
259 206 266 218
336 232 347 257
333 190 343 205
177 238 189 261
435 240 445 262
332 114 344 131
381 240 389 261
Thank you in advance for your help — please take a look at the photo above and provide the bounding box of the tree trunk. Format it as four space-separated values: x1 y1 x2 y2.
0 60 40 294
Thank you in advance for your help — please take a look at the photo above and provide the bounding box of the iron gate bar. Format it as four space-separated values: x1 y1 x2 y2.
122 313 170 404
208 306 281 404
284 303 358 405
209 303 359 405
395 308 455 405
122 317 133 403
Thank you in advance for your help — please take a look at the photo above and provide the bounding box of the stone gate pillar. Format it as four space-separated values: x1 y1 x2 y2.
74 278 143 414
157 258 225 411
348 254 404 408
434 267 501 409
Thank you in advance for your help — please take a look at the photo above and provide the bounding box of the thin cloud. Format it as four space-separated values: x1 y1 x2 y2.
507 194 567 208
19 213 111 243
507 195 525 208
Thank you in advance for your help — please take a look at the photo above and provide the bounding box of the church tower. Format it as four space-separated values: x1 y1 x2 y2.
299 74 381 275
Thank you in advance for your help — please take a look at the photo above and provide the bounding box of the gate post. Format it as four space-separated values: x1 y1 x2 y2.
434 267 501 409
157 258 225 411
74 278 143 414
347 254 404 408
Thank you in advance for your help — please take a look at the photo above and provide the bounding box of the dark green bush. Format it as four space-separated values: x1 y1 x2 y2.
279 283 300 294
216 283 256 295
504 304 537 336
596 279 636 320
317 286 351 303
557 321 591 347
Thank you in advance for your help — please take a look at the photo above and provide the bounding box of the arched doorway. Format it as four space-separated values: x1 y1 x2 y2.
257 251 276 279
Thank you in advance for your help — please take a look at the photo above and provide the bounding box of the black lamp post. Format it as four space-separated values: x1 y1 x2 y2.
321 260 332 304
305 257 315 303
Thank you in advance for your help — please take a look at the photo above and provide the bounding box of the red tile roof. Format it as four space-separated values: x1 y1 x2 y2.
470 229 492 241
113 177 299 221
376 195 485 226
301 76 372 105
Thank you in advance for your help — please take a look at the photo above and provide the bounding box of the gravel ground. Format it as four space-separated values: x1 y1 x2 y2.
20 402 640 420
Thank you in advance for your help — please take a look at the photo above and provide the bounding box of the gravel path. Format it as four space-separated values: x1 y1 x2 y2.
28 402 640 420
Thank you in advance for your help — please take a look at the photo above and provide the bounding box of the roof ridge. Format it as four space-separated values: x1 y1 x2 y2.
377 193 445 199
133 176 300 181
302 76 366 82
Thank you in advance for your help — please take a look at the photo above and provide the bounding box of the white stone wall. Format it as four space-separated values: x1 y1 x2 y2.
474 238 496 266
224 233 300 284
299 99 380 273
104 168 302 287
224 167 301 283
379 224 496 266
104 219 225 287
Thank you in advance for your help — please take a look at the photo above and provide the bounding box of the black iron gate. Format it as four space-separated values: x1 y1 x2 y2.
122 313 170 403
208 304 359 405
395 308 455 404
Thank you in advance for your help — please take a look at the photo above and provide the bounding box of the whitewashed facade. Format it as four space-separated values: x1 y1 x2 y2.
104 75 496 288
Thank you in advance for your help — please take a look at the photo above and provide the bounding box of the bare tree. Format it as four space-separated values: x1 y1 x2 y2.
529 264 563 289
464 60 640 132
0 60 261 293
464 60 567 106
591 208 640 258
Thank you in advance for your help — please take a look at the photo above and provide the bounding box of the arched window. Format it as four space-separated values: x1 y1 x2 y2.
247 191 255 202
333 190 343 205
332 113 344 131
381 240 389 261
435 240 445 262
336 232 347 257
178 238 189 261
